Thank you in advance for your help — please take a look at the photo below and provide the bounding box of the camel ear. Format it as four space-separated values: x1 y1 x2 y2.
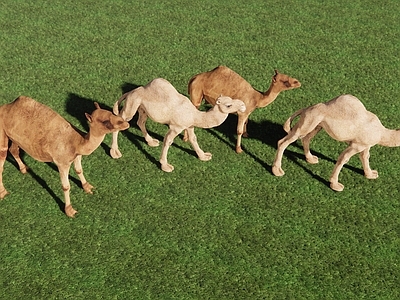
94 102 100 110
85 113 93 123
273 69 278 82
216 94 222 105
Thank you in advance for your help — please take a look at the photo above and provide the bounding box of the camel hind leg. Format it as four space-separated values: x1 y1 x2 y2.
330 144 365 192
272 129 302 176
137 107 159 147
301 126 322 164
359 147 378 179
159 127 181 172
272 114 322 176
9 142 29 174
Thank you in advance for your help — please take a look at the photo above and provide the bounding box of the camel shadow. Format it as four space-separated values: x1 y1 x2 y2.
206 114 364 188
6 155 69 214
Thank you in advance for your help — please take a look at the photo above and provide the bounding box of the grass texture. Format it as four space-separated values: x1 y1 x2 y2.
1 0 400 299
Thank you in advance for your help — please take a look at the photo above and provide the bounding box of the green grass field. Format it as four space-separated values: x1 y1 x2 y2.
1 0 400 299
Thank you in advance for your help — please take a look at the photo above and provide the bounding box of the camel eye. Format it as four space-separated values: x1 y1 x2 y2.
226 104 232 108
102 120 112 129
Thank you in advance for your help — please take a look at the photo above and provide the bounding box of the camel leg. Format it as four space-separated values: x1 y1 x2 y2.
159 128 180 172
301 126 322 164
235 114 249 153
359 147 378 179
0 133 9 198
73 155 94 194
183 104 200 142
242 118 249 138
186 127 212 161
110 105 138 159
272 130 301 176
9 142 29 174
330 145 362 192
57 163 76 217
110 131 122 159
137 107 159 147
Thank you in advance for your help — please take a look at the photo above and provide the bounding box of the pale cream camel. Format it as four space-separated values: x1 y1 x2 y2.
0 96 129 217
110 78 246 172
272 94 399 191
185 65 301 153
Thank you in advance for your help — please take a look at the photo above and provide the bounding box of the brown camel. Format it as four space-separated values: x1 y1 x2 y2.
0 96 129 217
110 78 246 172
272 94 399 191
185 65 301 153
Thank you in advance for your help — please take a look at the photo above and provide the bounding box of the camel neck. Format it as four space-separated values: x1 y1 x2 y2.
257 86 280 108
193 107 228 129
79 131 105 155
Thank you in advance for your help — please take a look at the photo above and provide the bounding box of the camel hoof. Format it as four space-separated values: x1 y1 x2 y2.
0 188 9 199
83 182 94 194
330 182 344 192
236 147 243 154
65 205 77 218
147 139 160 147
306 155 319 164
365 170 379 179
199 152 212 161
20 165 29 174
272 166 285 177
110 148 122 159
161 163 174 172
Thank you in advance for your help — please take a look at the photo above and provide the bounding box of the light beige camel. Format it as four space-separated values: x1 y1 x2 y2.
272 94 400 191
185 65 301 153
0 96 129 217
110 78 246 172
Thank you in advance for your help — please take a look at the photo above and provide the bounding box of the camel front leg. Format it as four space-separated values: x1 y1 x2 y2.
235 114 248 153
186 127 212 161
359 147 378 179
73 155 94 194
159 128 180 172
330 145 361 192
57 163 76 217
301 126 322 164
272 130 301 176
110 131 122 159
0 134 9 198
9 142 29 174
137 107 159 147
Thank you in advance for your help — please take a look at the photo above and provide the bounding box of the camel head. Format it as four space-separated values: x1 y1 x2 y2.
215 96 246 114
85 102 130 134
272 70 301 91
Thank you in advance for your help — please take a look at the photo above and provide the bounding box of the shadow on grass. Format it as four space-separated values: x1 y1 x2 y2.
5 155 82 214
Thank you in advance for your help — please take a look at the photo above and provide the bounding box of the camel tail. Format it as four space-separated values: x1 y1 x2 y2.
113 92 129 115
283 108 304 132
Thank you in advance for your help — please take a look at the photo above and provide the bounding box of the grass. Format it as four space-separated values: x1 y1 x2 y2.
1 0 400 299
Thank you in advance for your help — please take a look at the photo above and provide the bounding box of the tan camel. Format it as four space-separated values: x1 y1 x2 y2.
185 65 301 153
272 94 400 191
110 78 246 172
0 96 129 217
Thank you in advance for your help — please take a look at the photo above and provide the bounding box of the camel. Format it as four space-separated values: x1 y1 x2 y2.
185 65 301 153
0 96 129 217
110 78 246 172
272 94 400 191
